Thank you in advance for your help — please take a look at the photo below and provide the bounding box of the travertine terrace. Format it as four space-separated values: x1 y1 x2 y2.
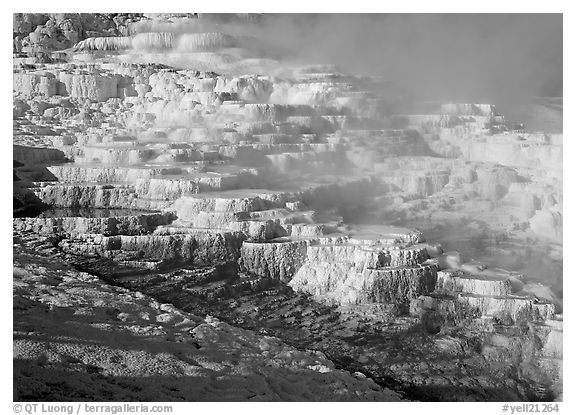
13 13 563 402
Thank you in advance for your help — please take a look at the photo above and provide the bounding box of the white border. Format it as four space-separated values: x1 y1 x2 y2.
1 3 572 414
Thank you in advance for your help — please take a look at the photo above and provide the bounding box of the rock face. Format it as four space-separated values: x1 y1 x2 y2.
60 73 119 101
287 229 437 307
13 210 174 236
60 231 245 267
241 240 308 282
13 13 562 402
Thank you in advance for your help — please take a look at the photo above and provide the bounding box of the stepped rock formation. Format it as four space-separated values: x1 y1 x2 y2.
13 13 562 402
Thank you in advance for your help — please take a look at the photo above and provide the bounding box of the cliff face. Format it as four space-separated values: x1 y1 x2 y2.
13 13 562 402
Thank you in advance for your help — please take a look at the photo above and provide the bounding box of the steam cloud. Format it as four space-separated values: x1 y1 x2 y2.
173 14 560 105
248 14 563 102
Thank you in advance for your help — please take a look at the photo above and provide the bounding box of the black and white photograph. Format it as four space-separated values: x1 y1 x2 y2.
7 3 570 410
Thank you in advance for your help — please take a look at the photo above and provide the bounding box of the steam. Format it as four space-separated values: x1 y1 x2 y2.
242 14 563 103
